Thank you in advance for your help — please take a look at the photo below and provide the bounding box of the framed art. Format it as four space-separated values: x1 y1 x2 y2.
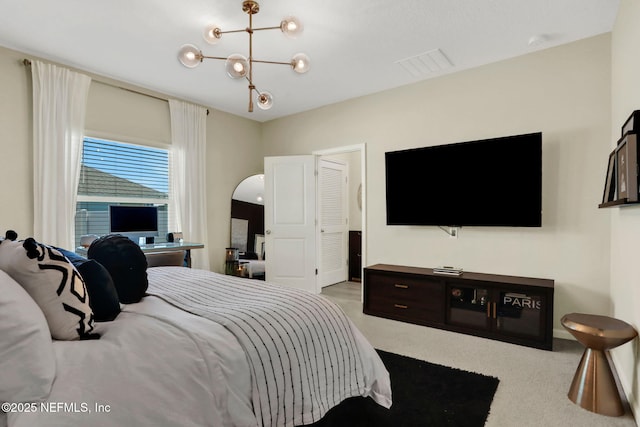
615 133 639 202
602 150 616 203
622 110 640 137
616 138 628 199
231 217 249 252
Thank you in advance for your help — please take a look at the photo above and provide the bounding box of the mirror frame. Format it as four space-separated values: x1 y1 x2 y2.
230 174 265 257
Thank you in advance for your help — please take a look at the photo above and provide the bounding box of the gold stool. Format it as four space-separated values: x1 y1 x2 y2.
561 313 637 416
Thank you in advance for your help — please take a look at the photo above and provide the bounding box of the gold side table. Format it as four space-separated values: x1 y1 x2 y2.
561 313 637 416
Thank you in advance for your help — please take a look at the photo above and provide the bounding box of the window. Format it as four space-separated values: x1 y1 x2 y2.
75 137 170 247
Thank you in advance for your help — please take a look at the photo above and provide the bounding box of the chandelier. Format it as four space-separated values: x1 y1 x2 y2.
178 0 310 112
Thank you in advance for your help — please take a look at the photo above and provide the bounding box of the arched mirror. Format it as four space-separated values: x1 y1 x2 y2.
230 174 265 278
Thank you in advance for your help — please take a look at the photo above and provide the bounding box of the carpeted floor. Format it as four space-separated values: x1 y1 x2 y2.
305 349 500 427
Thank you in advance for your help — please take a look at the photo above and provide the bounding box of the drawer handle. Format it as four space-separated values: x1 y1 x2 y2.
394 284 409 289
394 304 408 309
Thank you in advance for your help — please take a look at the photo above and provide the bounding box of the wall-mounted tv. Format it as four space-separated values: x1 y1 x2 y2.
385 132 542 227
109 205 159 239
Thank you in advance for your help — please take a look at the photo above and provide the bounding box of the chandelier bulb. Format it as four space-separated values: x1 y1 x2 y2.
203 24 222 45
178 44 203 68
225 54 249 79
280 16 303 39
256 91 274 110
291 53 310 74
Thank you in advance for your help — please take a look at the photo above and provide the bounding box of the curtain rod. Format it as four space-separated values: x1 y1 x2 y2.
23 58 209 115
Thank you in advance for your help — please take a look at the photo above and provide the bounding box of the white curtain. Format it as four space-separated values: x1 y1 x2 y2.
31 61 91 249
168 99 210 270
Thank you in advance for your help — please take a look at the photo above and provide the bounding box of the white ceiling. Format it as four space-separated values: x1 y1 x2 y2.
0 0 619 122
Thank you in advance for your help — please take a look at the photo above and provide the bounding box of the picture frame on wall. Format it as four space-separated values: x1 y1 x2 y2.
602 150 616 203
616 138 629 200
621 110 640 137
615 133 639 202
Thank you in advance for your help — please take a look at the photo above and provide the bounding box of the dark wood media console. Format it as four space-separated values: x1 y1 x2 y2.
363 264 554 350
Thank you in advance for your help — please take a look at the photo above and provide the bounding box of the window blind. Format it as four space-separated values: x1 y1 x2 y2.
75 137 170 247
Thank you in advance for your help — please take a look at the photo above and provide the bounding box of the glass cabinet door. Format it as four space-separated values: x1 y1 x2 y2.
495 291 545 338
448 286 491 330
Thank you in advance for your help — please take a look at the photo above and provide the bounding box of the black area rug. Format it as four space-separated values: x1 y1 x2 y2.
304 349 500 427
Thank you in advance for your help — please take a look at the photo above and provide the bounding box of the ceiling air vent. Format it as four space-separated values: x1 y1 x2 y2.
395 48 453 78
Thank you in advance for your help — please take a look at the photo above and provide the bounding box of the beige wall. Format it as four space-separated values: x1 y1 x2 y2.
263 35 613 340
611 0 640 417
0 48 33 235
206 110 263 272
0 45 263 273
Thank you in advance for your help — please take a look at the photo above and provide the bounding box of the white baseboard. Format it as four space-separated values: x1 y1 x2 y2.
610 351 638 422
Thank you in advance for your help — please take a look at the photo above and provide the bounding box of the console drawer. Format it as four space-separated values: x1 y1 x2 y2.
364 272 444 323
366 297 442 323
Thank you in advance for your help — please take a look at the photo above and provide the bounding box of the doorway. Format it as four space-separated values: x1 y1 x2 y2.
317 157 349 288
263 144 366 297
314 144 366 299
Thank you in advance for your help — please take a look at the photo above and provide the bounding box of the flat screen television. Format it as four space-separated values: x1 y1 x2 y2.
385 132 542 227
109 205 159 239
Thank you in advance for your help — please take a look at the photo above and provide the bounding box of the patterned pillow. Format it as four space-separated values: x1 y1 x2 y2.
0 234 98 340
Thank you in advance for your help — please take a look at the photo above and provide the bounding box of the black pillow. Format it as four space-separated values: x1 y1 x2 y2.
57 248 120 322
87 235 148 304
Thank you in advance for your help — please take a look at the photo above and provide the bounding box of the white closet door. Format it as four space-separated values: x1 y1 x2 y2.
264 155 318 293
318 159 348 288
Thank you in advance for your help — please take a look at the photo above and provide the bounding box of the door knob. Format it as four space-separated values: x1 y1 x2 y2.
266 230 271 234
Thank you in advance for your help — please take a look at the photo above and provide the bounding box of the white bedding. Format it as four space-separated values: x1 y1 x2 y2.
6 267 391 427
7 296 256 427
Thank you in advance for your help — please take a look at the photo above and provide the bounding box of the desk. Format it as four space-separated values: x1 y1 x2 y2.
77 242 205 268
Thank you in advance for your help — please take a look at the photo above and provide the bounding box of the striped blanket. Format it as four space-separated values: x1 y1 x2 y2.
146 267 369 427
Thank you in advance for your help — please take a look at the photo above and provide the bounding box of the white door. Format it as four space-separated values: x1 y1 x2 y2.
318 159 348 287
264 155 317 293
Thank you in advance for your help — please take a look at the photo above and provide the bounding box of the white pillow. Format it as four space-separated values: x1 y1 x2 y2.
0 269 55 403
0 237 96 340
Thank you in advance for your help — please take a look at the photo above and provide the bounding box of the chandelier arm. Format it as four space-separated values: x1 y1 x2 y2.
252 59 294 67
248 83 255 112
245 77 263 94
212 26 282 36
200 55 231 61
250 26 281 32
216 28 249 35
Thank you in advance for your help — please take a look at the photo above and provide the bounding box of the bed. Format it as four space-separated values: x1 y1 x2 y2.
0 262 391 427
